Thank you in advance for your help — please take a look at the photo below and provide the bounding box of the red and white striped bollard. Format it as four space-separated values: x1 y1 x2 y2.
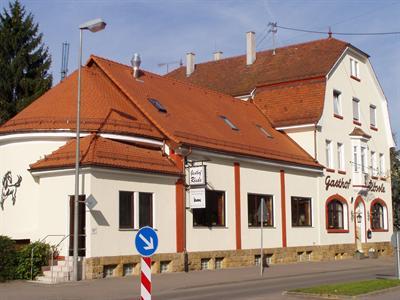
141 256 152 300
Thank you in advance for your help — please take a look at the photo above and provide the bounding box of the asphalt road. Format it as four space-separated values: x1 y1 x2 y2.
0 257 398 300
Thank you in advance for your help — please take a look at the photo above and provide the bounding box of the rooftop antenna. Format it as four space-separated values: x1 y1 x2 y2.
157 59 183 73
60 42 70 82
268 22 277 55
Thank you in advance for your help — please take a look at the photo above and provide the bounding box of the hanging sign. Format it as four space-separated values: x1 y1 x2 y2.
189 166 206 186
189 188 206 209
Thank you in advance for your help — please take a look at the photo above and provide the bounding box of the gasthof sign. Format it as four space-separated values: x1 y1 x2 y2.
189 165 206 186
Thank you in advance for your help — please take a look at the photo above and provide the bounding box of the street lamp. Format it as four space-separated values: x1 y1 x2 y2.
73 18 106 282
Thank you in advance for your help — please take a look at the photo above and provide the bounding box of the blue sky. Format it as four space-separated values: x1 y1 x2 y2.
1 0 399 144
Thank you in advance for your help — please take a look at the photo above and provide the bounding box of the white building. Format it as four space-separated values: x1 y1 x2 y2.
0 36 395 280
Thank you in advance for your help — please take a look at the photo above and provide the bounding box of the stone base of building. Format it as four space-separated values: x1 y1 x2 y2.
84 242 393 279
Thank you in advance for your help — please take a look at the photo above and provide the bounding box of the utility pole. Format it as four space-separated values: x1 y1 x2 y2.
268 22 278 55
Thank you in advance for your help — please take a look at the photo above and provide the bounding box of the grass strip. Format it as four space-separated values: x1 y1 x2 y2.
291 279 400 296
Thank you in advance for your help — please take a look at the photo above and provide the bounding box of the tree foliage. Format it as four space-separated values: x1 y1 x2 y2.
0 0 52 124
0 235 17 282
391 147 400 230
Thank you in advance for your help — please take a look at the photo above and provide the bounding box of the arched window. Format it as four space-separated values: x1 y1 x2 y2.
371 199 388 231
328 200 344 229
326 195 349 232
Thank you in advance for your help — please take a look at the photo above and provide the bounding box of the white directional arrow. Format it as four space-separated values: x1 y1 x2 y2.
139 234 154 250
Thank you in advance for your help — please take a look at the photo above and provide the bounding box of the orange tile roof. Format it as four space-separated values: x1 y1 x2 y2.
254 78 326 127
0 64 164 140
166 38 348 96
90 56 321 169
30 135 181 175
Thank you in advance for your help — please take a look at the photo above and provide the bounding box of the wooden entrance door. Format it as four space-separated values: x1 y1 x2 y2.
69 195 86 257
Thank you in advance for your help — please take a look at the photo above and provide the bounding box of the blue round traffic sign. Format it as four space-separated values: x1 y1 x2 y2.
135 226 159 257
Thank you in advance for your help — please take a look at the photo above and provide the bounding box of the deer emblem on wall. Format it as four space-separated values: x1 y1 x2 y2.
1 171 22 210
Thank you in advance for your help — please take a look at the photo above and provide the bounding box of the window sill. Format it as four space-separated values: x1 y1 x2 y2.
292 225 313 228
338 170 346 175
193 226 228 229
326 168 335 173
370 228 389 232
350 75 361 82
248 226 275 229
327 229 349 233
370 126 378 131
119 228 158 231
353 120 362 126
334 114 343 120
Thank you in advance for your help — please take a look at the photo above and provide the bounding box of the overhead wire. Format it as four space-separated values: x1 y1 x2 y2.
277 25 400 36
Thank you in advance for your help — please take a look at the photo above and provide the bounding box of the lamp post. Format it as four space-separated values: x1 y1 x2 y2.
73 18 106 282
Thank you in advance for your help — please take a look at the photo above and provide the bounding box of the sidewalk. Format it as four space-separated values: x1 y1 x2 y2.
0 256 397 300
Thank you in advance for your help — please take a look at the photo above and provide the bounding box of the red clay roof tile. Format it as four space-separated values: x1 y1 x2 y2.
0 64 164 140
91 56 321 169
166 38 348 96
30 134 181 175
254 78 326 127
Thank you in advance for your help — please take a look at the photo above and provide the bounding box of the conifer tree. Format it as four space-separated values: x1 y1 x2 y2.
0 0 52 124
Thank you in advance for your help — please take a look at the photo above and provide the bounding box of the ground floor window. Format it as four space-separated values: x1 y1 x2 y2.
291 197 312 227
247 194 273 227
371 199 387 231
139 192 153 228
326 196 348 232
193 190 225 227
119 191 153 229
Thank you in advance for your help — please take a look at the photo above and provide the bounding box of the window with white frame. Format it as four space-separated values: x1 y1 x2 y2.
371 151 378 177
326 140 333 169
370 105 376 128
337 143 344 171
379 153 385 177
333 90 342 116
361 146 367 173
352 98 360 122
350 58 360 78
353 146 359 172
119 191 153 229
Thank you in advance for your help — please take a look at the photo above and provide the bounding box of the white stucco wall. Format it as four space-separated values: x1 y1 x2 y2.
318 49 393 245
0 138 68 242
185 158 236 252
239 162 282 249
88 170 177 257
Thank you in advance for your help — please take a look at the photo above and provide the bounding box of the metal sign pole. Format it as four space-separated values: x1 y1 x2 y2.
396 231 400 280
260 197 264 277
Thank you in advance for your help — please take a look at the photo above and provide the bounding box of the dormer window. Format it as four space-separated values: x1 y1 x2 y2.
220 116 238 131
148 98 167 113
350 58 360 79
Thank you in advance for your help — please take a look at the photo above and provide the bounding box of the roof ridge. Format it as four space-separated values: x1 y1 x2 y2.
168 37 348 72
90 54 246 105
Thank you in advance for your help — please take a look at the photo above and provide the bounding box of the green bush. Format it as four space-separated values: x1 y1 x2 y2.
0 236 17 282
15 242 51 280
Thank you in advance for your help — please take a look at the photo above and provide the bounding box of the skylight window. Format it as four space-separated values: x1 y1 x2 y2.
148 98 167 113
257 125 273 138
220 116 239 131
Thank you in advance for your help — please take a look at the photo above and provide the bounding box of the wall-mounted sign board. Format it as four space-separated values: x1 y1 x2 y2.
189 166 206 186
189 188 206 209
